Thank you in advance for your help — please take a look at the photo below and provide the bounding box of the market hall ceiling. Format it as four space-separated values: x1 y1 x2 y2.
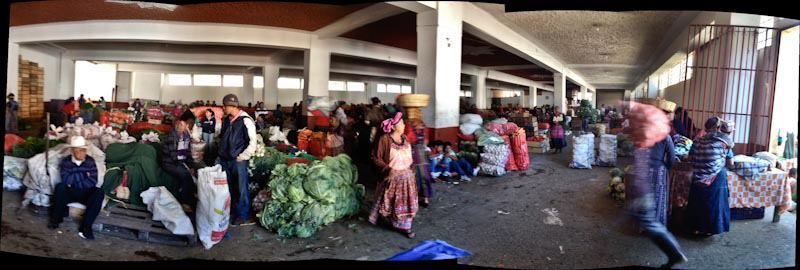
340 11 555 85
10 0 369 31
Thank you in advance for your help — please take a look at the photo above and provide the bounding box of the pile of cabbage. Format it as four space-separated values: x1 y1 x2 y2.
607 167 630 203
259 154 365 238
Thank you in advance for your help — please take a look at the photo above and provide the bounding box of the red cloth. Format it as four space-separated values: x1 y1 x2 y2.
458 132 476 142
405 126 428 146
538 122 550 130
4 134 25 154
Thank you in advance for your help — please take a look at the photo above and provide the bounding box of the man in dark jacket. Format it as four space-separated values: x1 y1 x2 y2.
162 110 199 213
218 94 258 225
48 136 104 240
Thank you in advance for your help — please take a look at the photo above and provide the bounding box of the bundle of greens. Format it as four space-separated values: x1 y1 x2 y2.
577 100 600 124
616 134 635 157
10 137 66 159
260 154 365 238
607 167 625 203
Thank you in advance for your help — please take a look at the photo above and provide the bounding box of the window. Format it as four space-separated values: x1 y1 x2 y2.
387 84 401 93
329 80 346 91
659 72 669 90
167 74 192 86
222 75 244 87
669 64 681 86
465 91 472 97
253 76 264 88
194 74 222 86
377 84 387 93
687 51 695 80
347 81 365 92
277 77 303 89
401 85 412 94
757 16 775 49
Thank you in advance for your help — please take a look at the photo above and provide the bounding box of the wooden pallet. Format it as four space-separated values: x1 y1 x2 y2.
92 202 198 247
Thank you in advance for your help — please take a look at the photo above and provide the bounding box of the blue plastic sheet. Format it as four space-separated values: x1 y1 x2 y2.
386 240 471 261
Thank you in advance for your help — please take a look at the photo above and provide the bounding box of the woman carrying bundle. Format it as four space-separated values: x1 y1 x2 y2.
685 117 734 237
369 112 418 238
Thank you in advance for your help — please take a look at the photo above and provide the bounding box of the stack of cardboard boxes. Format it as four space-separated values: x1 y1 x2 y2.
17 56 45 120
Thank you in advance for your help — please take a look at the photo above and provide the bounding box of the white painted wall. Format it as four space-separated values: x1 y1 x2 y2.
536 90 554 107
130 72 162 101
161 85 251 105
115 71 132 103
18 44 63 101
596 90 625 112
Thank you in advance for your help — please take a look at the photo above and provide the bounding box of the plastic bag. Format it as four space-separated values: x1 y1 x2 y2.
140 186 195 235
459 124 481 135
196 165 231 250
386 240 472 261
268 126 289 145
459 114 483 125
570 134 595 169
597 134 617 167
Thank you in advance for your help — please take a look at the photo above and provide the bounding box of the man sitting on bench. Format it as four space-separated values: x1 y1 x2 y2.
48 136 104 240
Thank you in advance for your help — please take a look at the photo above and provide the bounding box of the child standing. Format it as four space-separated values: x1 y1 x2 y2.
550 120 566 153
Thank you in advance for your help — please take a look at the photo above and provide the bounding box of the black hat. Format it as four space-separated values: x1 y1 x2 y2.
223 94 239 106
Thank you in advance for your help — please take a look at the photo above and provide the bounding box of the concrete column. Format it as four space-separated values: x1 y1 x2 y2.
303 37 331 100
415 3 463 128
7 43 19 97
589 88 597 108
553 72 567 110
473 71 488 109
579 86 588 106
263 64 280 109
648 75 659 99
528 86 537 108
59 56 74 99
243 73 254 104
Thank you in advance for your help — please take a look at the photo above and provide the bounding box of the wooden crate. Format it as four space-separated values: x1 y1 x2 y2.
93 203 198 247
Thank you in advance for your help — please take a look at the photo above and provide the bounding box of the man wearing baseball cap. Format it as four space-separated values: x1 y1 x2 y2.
48 136 105 240
218 94 258 225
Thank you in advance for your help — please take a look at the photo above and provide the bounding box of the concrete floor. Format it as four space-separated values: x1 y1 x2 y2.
1 146 796 269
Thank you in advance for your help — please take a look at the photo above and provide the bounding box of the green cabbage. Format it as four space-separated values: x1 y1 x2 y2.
259 154 363 238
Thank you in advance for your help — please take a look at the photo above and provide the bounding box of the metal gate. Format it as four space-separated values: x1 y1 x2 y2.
682 24 781 154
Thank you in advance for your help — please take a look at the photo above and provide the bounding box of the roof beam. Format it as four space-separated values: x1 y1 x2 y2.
483 64 546 70
566 64 642 69
460 3 595 89
314 3 407 39
386 1 436 13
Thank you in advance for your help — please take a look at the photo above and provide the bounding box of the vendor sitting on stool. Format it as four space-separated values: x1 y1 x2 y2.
163 110 200 213
48 136 104 240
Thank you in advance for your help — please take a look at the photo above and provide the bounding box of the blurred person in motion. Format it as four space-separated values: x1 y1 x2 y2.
626 101 688 269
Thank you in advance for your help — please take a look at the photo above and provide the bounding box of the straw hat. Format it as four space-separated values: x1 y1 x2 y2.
69 136 89 149
656 100 677 113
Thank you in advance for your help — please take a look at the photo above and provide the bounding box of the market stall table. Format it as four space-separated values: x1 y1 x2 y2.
669 161 788 223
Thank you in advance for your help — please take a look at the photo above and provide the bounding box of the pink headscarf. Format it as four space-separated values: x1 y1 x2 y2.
381 112 403 133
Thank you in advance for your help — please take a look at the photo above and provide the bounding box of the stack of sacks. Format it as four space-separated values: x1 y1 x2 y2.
753 152 779 170
474 129 505 147
596 134 617 167
570 133 595 169
510 128 530 170
459 114 483 137
22 140 107 207
48 121 131 151
479 144 510 177
502 135 518 171
458 141 480 167
672 134 693 157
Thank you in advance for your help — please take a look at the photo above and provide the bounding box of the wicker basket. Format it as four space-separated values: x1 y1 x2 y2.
405 107 423 121
656 100 677 113
397 94 429 108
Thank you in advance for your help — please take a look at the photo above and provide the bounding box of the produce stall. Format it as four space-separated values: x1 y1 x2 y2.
668 161 789 223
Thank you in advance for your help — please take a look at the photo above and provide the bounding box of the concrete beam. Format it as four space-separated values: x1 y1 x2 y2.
327 37 417 66
387 1 436 13
314 3 406 38
461 3 596 89
10 20 313 50
483 64 547 70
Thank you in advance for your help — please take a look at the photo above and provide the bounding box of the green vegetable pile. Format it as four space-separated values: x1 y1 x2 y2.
260 154 365 238
10 137 66 158
607 167 625 203
616 134 635 157
577 100 600 125
249 146 289 186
